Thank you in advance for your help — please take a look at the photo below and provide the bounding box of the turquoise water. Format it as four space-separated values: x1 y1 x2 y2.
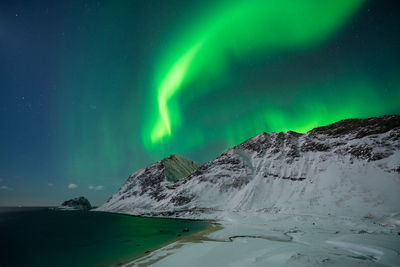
0 207 209 267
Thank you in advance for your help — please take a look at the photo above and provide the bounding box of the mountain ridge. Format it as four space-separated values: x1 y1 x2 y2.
96 115 400 219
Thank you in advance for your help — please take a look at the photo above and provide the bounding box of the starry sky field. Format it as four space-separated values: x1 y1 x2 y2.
1 0 399 206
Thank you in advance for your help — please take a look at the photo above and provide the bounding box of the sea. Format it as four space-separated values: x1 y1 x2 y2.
0 207 209 267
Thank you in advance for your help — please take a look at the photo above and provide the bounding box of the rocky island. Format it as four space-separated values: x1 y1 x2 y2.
58 196 92 211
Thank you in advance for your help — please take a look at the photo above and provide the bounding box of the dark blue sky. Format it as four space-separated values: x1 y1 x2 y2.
1 0 399 206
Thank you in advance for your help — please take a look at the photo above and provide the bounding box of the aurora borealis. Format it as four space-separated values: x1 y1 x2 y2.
1 0 399 205
147 0 365 146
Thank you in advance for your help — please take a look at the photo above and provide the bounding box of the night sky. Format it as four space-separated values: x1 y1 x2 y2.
1 0 399 206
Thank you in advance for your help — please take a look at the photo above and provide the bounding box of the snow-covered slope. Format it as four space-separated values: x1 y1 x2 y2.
97 154 200 213
97 115 400 219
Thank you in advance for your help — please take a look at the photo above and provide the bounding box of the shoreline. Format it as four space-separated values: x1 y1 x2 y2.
93 209 214 222
117 220 223 267
112 211 400 266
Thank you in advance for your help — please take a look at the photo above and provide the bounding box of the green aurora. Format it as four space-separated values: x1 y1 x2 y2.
57 0 399 190
145 0 367 148
141 0 399 158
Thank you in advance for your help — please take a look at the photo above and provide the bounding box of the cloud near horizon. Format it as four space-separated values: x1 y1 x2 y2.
68 184 78 189
0 185 12 191
88 185 104 191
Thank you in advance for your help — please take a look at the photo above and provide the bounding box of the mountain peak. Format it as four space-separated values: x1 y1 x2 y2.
309 115 400 138
98 115 400 218
161 154 200 182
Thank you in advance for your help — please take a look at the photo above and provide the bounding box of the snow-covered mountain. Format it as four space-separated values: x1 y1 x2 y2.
97 115 400 220
99 154 200 212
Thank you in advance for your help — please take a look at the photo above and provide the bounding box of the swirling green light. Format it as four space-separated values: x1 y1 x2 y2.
151 42 203 143
146 0 365 147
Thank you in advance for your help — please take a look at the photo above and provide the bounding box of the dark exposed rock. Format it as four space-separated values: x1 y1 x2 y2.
219 175 252 193
231 176 252 188
59 196 92 210
301 141 330 152
287 177 306 181
171 194 194 206
266 173 306 181
235 132 270 153
309 115 400 138
369 152 392 161
395 166 400 174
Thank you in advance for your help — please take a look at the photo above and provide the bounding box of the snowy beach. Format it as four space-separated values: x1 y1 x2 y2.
125 212 400 266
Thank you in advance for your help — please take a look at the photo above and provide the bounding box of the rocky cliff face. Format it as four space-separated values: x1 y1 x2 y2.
97 115 400 219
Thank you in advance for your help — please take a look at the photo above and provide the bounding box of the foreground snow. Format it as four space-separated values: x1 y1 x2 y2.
123 211 400 267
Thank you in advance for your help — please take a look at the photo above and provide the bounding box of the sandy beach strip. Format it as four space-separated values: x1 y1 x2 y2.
119 221 223 267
